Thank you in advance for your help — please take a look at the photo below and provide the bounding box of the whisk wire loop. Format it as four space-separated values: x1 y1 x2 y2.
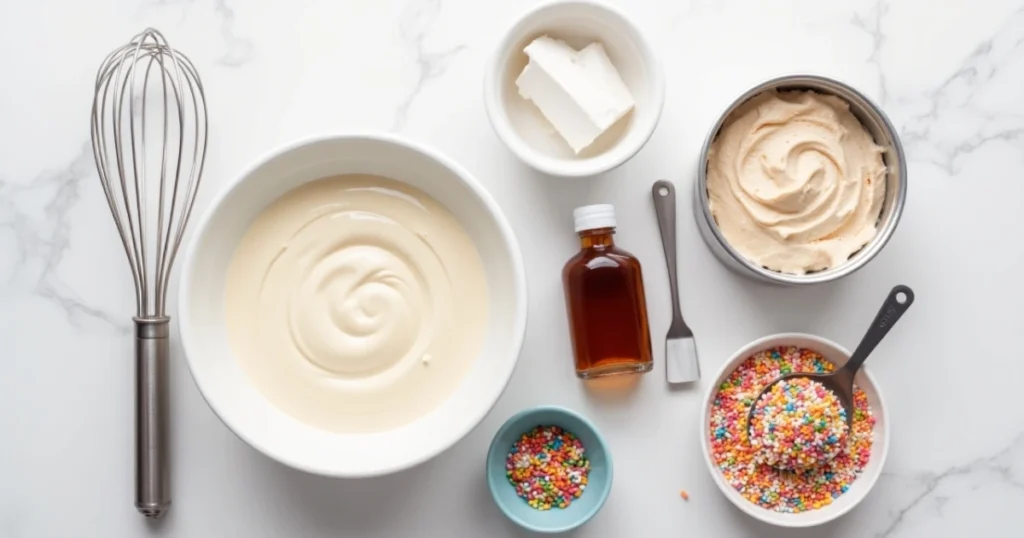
90 28 207 318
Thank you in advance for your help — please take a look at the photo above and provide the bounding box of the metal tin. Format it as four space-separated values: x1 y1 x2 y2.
694 74 907 285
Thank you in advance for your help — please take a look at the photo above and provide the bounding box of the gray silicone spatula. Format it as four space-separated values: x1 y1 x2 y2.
652 180 700 383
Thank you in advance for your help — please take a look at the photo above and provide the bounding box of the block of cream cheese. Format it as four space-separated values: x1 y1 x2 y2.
515 36 635 154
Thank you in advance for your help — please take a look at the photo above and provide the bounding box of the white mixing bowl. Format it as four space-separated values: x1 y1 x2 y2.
178 134 527 477
700 333 889 527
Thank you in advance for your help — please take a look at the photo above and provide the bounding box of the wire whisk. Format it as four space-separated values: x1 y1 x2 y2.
90 28 208 519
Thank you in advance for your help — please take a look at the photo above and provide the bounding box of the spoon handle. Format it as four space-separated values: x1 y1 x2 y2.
843 285 914 375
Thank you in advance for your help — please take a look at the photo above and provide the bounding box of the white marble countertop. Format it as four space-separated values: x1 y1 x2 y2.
3 0 1023 536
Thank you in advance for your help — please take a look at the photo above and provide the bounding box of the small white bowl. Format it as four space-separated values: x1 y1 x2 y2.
179 133 528 477
700 333 889 527
483 0 664 177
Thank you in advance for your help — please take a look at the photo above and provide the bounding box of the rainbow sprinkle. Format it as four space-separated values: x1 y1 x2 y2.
749 377 849 471
709 346 875 513
506 425 589 510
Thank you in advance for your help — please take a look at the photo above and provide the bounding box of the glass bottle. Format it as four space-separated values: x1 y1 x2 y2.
562 204 653 379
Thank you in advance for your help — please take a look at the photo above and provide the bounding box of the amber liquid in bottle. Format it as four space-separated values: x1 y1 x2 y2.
562 226 653 378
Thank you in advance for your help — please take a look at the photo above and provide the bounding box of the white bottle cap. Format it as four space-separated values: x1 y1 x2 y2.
573 204 616 233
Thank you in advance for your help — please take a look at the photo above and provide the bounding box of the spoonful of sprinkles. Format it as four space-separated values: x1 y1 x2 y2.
746 285 914 471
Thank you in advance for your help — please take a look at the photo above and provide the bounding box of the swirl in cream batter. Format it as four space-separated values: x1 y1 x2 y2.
706 90 887 274
225 175 488 433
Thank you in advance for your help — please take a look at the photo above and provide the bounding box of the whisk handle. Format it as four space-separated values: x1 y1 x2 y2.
134 318 171 518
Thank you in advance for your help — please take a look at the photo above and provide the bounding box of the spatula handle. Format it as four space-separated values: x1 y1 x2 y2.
652 180 684 329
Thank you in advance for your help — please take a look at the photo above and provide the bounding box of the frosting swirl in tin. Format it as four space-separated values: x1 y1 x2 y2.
706 90 886 274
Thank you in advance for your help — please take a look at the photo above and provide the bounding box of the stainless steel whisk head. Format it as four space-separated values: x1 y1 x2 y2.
89 27 208 519
91 27 207 319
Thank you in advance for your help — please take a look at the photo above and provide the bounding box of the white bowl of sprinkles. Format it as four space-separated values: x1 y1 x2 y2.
700 333 890 528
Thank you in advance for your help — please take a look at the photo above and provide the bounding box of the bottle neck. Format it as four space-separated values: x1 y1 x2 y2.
578 227 615 248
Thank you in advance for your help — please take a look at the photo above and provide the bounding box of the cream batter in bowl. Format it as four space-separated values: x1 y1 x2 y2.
695 75 906 285
179 134 527 477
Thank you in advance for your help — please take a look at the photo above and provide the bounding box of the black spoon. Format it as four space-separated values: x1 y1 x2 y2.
747 285 914 435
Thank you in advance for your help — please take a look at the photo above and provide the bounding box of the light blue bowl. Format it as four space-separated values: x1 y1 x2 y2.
486 406 613 534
